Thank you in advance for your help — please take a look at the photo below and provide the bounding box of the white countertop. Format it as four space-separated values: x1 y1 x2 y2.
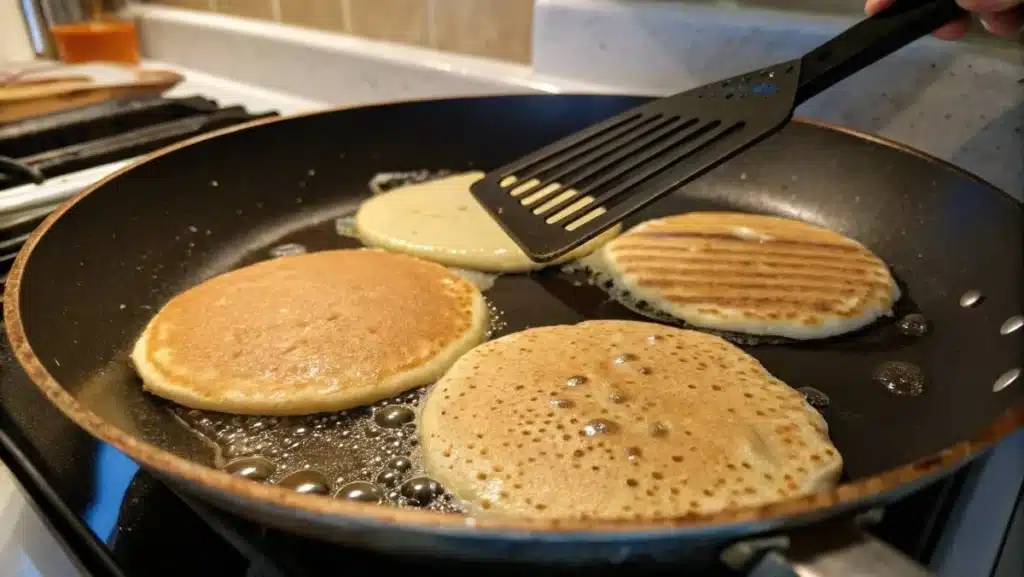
0 463 88 577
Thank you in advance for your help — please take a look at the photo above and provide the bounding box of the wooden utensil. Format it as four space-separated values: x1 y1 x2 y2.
0 67 183 123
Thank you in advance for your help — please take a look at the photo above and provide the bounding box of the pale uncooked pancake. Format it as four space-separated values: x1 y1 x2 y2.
419 320 842 521
132 250 487 416
592 212 900 340
354 171 620 273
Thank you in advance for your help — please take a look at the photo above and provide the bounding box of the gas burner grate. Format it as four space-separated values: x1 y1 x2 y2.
0 95 279 282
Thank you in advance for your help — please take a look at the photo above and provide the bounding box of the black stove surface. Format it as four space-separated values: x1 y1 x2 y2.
0 317 976 577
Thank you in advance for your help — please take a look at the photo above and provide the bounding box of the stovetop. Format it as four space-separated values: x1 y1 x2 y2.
0 61 324 285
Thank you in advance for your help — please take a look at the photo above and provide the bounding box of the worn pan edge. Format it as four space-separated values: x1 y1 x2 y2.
4 96 1023 539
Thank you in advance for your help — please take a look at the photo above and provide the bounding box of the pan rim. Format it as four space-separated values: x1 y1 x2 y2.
5 95 1023 538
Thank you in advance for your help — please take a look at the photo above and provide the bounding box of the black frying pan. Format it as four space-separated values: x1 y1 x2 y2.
4 96 1022 575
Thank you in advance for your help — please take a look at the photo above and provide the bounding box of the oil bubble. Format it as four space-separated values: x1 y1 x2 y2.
278 470 330 495
374 405 415 429
873 361 926 396
896 314 930 337
337 481 383 503
376 469 405 488
388 457 412 472
401 477 444 506
224 456 275 481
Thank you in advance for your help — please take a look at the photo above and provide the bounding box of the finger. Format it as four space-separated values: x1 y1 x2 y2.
980 7 1024 35
865 0 894 15
957 0 1021 13
866 0 973 40
932 15 974 39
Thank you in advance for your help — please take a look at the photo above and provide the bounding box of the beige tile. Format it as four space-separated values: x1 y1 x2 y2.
347 0 429 47
280 0 347 32
149 0 213 10
215 0 275 20
431 0 533 63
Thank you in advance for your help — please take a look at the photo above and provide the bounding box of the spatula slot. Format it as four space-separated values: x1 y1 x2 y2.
571 119 726 203
511 114 664 187
521 115 701 218
496 112 645 186
579 120 747 216
527 115 686 197
502 119 748 232
520 182 563 206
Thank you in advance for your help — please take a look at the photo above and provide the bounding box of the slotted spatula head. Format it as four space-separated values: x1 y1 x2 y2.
470 60 802 263
469 0 964 263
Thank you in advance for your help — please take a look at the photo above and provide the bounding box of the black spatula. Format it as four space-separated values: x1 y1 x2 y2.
470 0 965 262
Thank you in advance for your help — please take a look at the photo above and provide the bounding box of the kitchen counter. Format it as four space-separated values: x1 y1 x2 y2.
533 0 1023 200
131 2 1022 201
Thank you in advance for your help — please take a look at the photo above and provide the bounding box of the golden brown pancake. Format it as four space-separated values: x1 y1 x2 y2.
592 212 900 339
132 249 487 416
419 320 842 521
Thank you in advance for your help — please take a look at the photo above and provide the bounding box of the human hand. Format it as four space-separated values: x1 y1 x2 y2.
865 0 1022 39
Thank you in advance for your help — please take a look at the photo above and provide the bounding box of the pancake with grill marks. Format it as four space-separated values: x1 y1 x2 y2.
593 212 900 340
131 249 488 416
355 171 620 273
419 320 842 521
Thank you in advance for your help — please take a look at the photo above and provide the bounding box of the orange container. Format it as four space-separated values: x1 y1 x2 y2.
51 18 140 64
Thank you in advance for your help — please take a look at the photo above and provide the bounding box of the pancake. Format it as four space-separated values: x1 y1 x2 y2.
592 212 900 340
132 249 488 416
419 320 842 521
354 171 620 273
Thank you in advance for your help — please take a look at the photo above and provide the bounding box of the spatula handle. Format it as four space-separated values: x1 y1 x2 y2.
795 0 966 103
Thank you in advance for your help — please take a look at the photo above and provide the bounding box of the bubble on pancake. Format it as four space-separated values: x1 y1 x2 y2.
418 320 843 521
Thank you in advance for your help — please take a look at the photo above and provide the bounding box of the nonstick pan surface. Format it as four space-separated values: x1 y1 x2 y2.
4 95 1022 561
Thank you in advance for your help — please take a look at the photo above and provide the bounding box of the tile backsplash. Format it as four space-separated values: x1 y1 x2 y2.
142 0 534 63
